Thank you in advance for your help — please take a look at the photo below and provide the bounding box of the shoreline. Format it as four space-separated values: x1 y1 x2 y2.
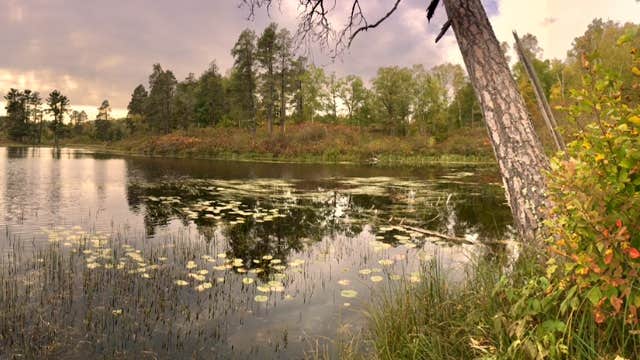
0 141 498 168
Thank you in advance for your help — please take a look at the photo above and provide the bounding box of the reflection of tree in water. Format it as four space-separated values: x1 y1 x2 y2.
433 183 512 240
126 181 366 262
222 195 365 268
7 147 29 158
125 177 512 256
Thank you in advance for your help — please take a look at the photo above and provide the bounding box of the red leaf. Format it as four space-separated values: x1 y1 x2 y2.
610 296 623 313
616 219 623 228
604 250 614 265
629 248 640 259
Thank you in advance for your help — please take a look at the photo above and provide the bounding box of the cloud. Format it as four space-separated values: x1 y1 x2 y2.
489 0 640 60
1 0 638 117
5 0 25 23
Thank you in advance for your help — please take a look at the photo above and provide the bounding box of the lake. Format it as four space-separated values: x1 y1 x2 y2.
0 146 513 359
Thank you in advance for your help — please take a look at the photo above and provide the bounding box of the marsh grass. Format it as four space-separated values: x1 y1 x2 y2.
0 229 294 358
364 257 504 359
361 250 640 359
57 123 495 166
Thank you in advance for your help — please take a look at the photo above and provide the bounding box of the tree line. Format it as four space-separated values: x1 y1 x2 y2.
122 22 483 139
2 19 639 148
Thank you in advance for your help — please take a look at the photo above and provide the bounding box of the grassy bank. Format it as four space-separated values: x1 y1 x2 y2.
51 123 495 166
360 249 639 359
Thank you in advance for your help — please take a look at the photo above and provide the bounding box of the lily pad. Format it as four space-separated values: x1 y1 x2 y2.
340 290 358 298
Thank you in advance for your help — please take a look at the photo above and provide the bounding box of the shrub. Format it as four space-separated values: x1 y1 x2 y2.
546 46 640 327
485 38 640 360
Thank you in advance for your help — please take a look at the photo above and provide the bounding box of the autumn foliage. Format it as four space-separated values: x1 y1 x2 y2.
546 45 640 326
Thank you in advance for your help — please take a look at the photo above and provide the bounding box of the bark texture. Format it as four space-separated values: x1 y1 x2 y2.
443 0 549 241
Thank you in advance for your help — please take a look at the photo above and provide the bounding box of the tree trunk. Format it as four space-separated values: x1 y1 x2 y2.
268 61 274 135
280 56 286 134
443 0 549 241
513 31 566 153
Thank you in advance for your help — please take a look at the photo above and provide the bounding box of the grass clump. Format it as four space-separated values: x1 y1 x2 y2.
365 252 536 360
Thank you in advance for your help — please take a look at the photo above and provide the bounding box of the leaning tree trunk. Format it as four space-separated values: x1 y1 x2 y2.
443 0 549 241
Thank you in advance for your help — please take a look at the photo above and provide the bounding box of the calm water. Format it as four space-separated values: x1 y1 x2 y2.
0 146 512 359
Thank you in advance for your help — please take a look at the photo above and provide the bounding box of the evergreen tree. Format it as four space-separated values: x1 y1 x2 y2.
195 62 226 127
97 99 111 121
46 90 70 147
173 73 198 130
146 64 177 133
27 92 43 143
257 23 279 134
3 89 29 141
127 84 148 116
230 29 258 133
275 28 293 133
290 56 308 124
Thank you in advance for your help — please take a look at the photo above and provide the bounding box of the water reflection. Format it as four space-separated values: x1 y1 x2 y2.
0 147 513 358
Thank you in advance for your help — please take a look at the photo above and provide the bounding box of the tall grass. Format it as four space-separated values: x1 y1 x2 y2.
365 256 511 359
363 250 640 359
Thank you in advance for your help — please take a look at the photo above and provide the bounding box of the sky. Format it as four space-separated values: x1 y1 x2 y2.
1 0 639 119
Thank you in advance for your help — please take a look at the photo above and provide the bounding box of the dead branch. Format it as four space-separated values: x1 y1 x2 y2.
240 0 451 57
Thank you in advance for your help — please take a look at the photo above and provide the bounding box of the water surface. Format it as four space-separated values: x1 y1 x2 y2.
0 146 512 358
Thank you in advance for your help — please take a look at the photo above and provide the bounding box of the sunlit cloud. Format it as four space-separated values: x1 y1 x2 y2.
6 0 25 23
0 0 638 114
490 0 640 61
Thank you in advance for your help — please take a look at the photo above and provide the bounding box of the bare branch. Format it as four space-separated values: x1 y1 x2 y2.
240 0 448 57
426 0 440 21
347 0 401 48
435 19 451 43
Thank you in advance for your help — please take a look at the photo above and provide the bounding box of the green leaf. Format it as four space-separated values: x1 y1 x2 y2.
620 158 634 169
618 33 633 45
541 320 566 333
619 169 630 183
587 287 603 305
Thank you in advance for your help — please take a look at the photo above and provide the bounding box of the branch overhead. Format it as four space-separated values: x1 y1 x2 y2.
427 0 440 21
347 0 401 47
240 0 452 56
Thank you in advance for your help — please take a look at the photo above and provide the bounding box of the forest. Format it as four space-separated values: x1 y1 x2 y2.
1 1 640 357
3 19 638 162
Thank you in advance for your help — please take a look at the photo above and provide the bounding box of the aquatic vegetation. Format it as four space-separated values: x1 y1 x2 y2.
340 290 358 298
0 159 509 358
195 282 212 291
